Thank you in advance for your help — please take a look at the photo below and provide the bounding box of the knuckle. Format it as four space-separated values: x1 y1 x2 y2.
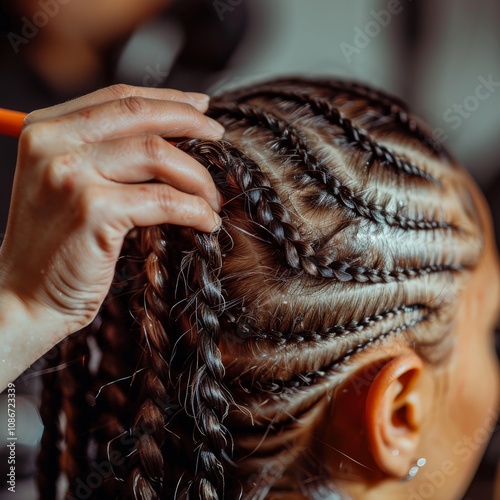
74 188 124 252
43 159 63 188
163 88 184 101
156 186 175 211
177 102 202 126
119 95 150 117
76 188 106 220
42 155 78 192
143 134 168 164
107 83 136 100
22 110 40 128
186 196 212 224
155 188 211 226
196 195 211 214
19 122 49 158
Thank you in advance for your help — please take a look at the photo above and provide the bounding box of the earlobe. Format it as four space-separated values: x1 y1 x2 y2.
365 353 426 478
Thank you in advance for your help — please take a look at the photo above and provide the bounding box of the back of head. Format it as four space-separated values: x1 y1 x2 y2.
39 77 487 499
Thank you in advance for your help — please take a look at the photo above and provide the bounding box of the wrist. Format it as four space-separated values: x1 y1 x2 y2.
0 285 33 332
0 285 65 391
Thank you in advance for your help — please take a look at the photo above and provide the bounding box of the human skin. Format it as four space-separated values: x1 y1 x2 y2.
0 84 224 392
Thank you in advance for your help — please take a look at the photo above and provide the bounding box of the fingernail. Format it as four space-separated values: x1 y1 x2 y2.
208 119 225 136
186 92 210 104
212 212 222 232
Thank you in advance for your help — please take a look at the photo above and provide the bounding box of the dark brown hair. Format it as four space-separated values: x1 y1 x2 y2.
37 77 483 499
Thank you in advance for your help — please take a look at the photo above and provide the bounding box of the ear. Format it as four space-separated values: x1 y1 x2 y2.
365 353 426 478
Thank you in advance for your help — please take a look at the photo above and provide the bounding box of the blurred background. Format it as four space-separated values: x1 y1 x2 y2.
0 1 499 498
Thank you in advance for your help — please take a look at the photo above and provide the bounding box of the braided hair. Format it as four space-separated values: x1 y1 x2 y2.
38 77 483 499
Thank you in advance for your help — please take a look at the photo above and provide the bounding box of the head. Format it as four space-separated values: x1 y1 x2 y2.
39 78 500 500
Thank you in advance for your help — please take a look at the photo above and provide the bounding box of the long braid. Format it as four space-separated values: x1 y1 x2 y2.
36 344 64 500
125 225 174 499
210 103 451 231
90 299 137 498
185 231 230 500
81 231 151 498
59 330 92 498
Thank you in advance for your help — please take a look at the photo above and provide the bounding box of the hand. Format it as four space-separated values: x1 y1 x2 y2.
0 84 224 343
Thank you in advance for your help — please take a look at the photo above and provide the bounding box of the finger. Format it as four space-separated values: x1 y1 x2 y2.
24 84 210 124
39 98 224 145
105 183 222 233
89 135 222 212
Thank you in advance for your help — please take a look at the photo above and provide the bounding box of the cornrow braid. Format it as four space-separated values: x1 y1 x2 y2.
209 103 452 231
180 139 321 275
229 304 430 344
125 225 174 499
323 79 450 159
216 88 439 184
226 77 449 160
182 140 463 282
184 231 231 500
250 311 431 394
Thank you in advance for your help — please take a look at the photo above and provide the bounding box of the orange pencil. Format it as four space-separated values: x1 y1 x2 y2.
0 108 27 138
